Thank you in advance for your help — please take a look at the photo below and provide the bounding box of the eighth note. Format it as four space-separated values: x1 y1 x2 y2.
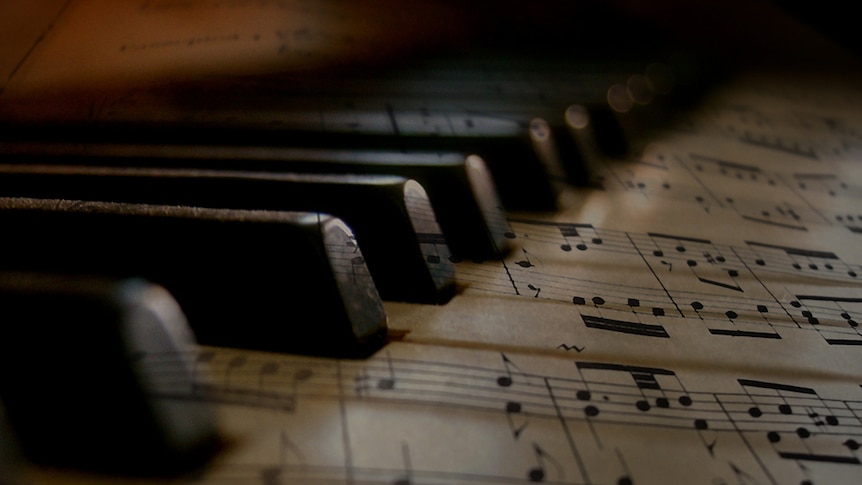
527 443 563 483
378 351 397 390
496 353 522 387
505 401 528 439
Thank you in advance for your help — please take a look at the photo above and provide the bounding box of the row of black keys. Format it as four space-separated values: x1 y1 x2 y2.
0 46 713 352
0 118 614 480
0 49 711 478
0 85 673 356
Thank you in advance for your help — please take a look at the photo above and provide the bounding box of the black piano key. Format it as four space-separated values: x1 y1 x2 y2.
0 272 222 476
0 198 388 356
0 166 456 303
583 57 720 160
331 54 671 174
0 144 510 259
0 47 714 210
359 49 714 164
0 408 18 478
584 79 673 159
563 104 606 183
0 116 560 211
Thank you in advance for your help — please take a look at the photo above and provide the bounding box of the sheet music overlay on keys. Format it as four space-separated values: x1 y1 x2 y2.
1 1 862 484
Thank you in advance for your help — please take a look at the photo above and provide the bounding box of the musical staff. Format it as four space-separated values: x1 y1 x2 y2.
130 343 862 485
442 214 862 347
4 3 862 483
8 68 860 484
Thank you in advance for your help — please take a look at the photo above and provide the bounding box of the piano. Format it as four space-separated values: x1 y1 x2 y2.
1 1 861 483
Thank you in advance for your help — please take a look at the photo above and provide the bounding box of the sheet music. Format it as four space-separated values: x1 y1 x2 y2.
0 0 466 100
3 2 862 485
10 68 858 485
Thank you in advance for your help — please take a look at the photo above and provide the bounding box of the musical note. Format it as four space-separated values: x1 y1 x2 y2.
647 232 702 255
694 417 718 457
7 15 862 484
691 153 766 181
516 249 536 268
508 220 606 252
378 351 397 390
496 353 524 388
734 379 862 465
644 233 746 293
575 362 682 413
557 223 580 252
685 256 743 292
706 306 783 339
505 400 529 439
354 351 397 395
138 339 862 484
791 294 862 345
526 443 563 482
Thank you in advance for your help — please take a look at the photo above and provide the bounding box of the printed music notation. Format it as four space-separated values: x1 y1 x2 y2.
11 70 859 485
453 218 862 346
0 0 466 99
4 3 862 485
115 343 862 485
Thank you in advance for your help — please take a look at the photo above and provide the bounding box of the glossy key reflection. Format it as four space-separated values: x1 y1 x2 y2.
0 198 388 356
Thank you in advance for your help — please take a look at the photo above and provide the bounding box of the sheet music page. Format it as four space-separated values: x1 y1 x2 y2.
0 0 71 94
0 0 467 101
204 72 862 485
4 2 862 485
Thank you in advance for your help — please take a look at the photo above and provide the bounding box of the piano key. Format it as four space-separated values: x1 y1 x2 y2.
563 104 606 182
241 55 633 187
284 51 717 202
0 272 221 476
0 48 649 212
0 198 388 356
0 46 713 210
0 144 510 259
583 66 692 159
0 407 18 480
1 114 561 212
0 167 456 303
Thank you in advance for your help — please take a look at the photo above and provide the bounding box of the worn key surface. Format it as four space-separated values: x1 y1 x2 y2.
0 168 456 303
0 146 510 259
2 115 562 212
0 198 388 356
